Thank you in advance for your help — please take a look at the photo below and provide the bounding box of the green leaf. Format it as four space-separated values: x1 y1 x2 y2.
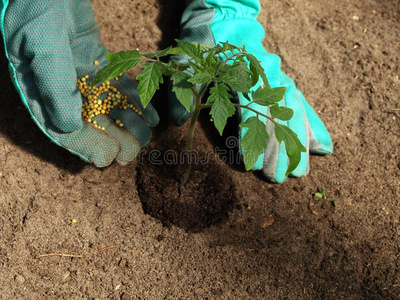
158 60 189 77
159 64 175 76
219 62 253 93
274 123 307 176
142 47 172 58
188 60 204 73
317 188 327 200
204 50 219 70
167 47 186 55
169 60 190 70
245 53 271 89
249 62 259 87
207 83 235 136
270 104 294 121
314 188 328 201
252 86 286 106
240 116 269 171
91 50 141 86
242 93 252 102
104 52 113 61
136 62 164 108
175 39 203 63
187 69 214 84
171 72 194 112
215 42 242 54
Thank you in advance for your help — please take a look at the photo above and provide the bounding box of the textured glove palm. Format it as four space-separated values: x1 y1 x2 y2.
0 0 159 167
169 0 333 183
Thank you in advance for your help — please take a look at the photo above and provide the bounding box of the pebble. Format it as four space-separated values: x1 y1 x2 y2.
14 274 25 284
194 288 204 295
211 288 223 296
352 15 360 21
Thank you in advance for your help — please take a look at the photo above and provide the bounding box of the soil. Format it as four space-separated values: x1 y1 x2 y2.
0 0 399 299
137 150 235 232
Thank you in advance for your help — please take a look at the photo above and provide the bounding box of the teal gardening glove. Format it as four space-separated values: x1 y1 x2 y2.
0 0 159 167
169 0 333 183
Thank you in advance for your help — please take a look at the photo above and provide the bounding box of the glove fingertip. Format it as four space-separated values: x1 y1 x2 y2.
140 129 152 147
109 109 152 147
272 164 289 183
290 151 309 178
261 137 289 183
298 90 334 155
310 138 333 155
143 102 160 128
262 167 287 183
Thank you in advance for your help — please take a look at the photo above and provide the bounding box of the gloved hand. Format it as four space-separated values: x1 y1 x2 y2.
169 0 333 183
0 0 159 167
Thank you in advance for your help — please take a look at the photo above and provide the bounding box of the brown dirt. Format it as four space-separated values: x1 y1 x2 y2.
0 0 399 299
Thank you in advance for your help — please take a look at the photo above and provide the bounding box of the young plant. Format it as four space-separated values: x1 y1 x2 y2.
314 188 336 208
91 40 306 183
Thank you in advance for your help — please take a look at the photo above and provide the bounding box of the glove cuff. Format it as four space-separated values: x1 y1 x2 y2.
181 0 263 45
180 1 265 51
183 0 261 23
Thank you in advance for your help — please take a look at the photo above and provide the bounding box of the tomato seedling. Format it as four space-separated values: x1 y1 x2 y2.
91 40 306 183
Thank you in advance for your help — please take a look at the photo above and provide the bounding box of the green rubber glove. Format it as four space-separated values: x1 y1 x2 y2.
0 0 159 167
169 0 333 183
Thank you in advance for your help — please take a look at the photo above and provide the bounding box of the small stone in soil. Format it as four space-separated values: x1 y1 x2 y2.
211 288 223 296
14 274 25 284
194 288 204 295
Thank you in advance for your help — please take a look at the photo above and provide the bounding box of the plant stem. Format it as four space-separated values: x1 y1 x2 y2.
219 51 246 69
181 91 203 185
200 103 275 123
